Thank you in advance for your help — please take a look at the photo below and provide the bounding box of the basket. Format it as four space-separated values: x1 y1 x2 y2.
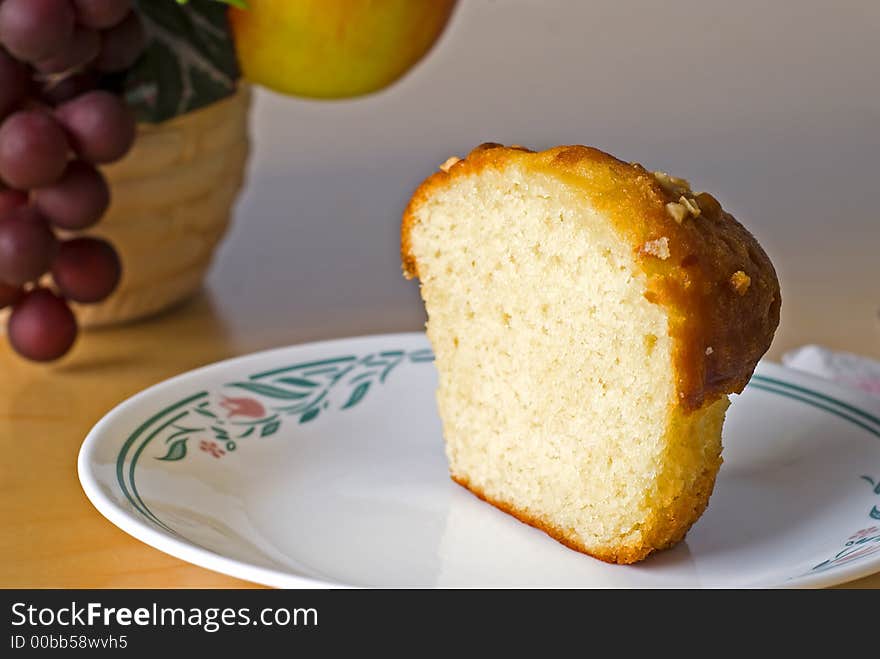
75 85 251 327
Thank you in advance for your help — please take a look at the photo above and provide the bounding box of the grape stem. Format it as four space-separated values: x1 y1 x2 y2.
137 12 237 116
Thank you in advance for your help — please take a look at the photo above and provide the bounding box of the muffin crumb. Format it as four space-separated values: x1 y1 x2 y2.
730 270 751 295
680 196 701 218
653 171 692 197
665 202 687 223
641 237 671 260
439 156 461 173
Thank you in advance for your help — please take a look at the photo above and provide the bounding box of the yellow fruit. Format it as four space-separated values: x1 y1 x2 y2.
229 0 458 99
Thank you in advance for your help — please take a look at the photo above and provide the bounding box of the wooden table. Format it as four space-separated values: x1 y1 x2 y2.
0 294 260 588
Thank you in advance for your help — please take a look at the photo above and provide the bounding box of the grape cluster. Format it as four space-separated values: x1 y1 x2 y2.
0 0 145 361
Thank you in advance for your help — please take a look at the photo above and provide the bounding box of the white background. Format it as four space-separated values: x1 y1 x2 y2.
210 0 880 359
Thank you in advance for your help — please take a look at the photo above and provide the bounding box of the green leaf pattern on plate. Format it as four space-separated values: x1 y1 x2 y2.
110 346 880 581
156 438 189 461
152 348 434 462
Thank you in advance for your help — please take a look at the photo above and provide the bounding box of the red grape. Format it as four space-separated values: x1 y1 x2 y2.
0 0 75 63
0 48 30 118
35 27 100 74
8 288 77 361
73 0 132 30
0 206 58 285
51 236 121 303
94 11 145 73
33 160 109 230
40 71 100 106
0 281 22 309
55 91 135 164
0 110 70 189
0 185 27 215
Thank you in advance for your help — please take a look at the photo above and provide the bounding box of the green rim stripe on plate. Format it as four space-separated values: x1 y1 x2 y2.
752 374 880 428
128 410 191 535
115 392 208 533
748 382 880 439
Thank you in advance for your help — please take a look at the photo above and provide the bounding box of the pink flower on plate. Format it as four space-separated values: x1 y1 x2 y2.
220 396 266 419
199 439 226 459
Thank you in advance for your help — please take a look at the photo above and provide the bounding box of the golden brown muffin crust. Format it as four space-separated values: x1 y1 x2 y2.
402 143 781 411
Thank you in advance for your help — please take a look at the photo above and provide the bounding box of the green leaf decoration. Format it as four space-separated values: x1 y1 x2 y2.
300 408 320 423
167 426 201 442
408 349 435 363
871 506 880 521
342 382 371 410
231 383 311 400
277 377 320 389
239 426 255 438
193 407 217 418
122 0 240 123
156 438 188 461
261 421 280 437
861 475 880 494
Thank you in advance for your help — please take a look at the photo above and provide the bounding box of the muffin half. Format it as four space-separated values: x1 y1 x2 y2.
402 144 780 563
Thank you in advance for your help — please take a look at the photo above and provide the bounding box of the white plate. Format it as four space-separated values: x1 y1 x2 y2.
78 332 880 588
